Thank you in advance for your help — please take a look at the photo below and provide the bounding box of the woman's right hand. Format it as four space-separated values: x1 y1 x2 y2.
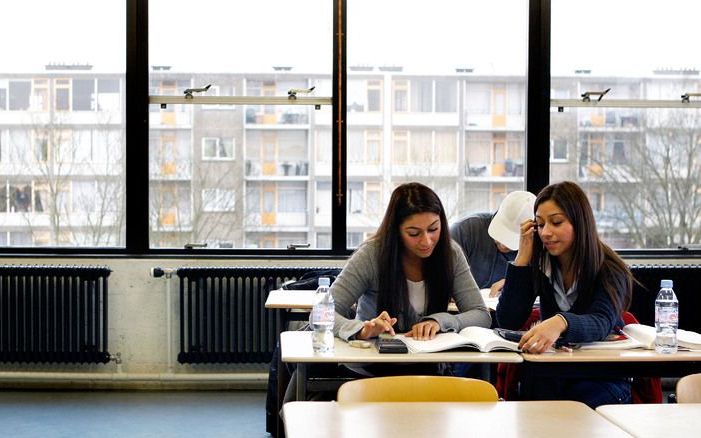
356 310 397 340
513 218 536 266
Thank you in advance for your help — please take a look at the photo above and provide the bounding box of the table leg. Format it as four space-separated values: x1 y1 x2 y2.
276 344 289 438
296 363 307 401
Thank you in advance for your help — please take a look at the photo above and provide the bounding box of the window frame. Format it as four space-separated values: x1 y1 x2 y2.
0 0 694 259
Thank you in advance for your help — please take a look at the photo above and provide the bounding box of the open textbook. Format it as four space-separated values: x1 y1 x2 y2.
577 323 701 351
396 326 520 353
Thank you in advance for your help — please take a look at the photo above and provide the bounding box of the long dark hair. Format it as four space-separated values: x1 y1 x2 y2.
371 182 453 328
531 181 632 314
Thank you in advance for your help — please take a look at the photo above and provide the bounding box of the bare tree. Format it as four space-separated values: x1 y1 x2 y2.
6 111 125 247
591 109 701 248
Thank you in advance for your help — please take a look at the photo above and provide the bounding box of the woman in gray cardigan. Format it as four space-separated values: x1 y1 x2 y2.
332 182 491 343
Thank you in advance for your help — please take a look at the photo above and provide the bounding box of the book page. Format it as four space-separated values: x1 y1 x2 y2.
458 326 520 352
677 329 701 350
621 324 656 349
396 332 476 353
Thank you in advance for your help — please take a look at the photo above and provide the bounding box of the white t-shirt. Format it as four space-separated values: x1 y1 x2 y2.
407 279 427 316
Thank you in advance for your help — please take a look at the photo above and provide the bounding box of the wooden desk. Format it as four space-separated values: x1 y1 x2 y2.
597 403 701 437
521 348 701 378
284 400 629 438
265 288 464 312
281 330 522 400
265 289 316 310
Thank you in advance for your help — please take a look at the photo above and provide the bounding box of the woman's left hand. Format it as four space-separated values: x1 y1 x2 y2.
518 316 567 354
404 320 440 340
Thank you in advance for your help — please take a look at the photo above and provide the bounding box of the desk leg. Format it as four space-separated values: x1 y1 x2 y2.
296 363 307 401
480 363 492 383
276 346 289 438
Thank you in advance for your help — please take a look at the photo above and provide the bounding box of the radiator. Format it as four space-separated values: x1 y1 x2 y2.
630 264 701 333
176 266 330 364
0 265 111 364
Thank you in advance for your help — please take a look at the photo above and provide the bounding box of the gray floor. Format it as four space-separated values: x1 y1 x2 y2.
0 390 270 438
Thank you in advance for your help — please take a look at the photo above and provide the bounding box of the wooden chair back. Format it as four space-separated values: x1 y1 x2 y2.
337 375 498 402
677 373 701 403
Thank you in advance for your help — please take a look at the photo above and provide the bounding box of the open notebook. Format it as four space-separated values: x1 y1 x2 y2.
395 326 520 353
577 323 701 350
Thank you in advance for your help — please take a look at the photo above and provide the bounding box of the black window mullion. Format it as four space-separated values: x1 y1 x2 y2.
126 0 150 253
331 0 347 253
526 0 551 194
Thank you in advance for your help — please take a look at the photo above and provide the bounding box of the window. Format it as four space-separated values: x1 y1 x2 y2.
0 1 125 248
3 1 692 256
551 138 568 161
149 0 331 249
202 137 234 160
551 0 701 249
393 80 408 113
73 79 95 111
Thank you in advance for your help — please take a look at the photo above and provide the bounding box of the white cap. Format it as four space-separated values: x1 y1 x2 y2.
488 191 537 251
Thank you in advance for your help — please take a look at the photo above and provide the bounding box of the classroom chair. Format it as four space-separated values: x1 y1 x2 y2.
336 375 498 402
676 373 701 403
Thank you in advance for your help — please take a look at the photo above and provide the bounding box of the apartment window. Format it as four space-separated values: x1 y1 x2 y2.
392 130 409 164
393 80 408 113
551 138 568 161
0 81 6 110
202 137 234 160
410 79 432 112
367 80 382 112
8 81 30 111
435 79 457 113
73 79 95 111
55 79 71 111
32 79 49 111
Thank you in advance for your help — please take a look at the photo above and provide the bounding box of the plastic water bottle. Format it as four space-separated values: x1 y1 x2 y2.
311 277 334 353
655 279 678 354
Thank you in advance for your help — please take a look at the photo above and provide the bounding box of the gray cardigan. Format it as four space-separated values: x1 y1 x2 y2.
330 239 491 341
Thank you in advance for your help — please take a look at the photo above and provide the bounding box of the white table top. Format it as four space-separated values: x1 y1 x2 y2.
284 400 629 438
280 330 522 364
523 348 701 363
265 289 316 309
596 403 701 437
265 288 488 311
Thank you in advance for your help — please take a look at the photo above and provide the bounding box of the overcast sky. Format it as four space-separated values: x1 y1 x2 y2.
1 0 700 77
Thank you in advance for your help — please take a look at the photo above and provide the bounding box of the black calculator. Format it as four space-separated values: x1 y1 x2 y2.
377 337 408 354
493 328 525 343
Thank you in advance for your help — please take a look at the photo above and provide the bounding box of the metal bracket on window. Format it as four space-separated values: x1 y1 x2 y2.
184 243 208 249
288 86 315 100
581 88 611 102
184 84 212 99
681 92 701 103
286 243 311 250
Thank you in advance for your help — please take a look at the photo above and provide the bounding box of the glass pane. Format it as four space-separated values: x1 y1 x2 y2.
0 1 126 247
149 0 332 249
347 0 528 245
552 0 701 249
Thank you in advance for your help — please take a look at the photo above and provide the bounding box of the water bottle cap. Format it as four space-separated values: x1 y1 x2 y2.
318 277 330 287
660 279 673 288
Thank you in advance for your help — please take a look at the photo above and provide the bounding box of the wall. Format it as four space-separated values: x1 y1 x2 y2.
0 257 345 390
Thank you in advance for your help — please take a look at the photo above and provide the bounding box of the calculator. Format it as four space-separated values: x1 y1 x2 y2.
493 328 525 343
377 337 408 354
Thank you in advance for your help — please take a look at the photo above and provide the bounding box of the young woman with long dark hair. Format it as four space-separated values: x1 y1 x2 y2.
332 182 491 343
496 180 633 407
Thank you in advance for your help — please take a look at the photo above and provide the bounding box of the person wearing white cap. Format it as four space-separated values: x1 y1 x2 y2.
450 191 536 297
